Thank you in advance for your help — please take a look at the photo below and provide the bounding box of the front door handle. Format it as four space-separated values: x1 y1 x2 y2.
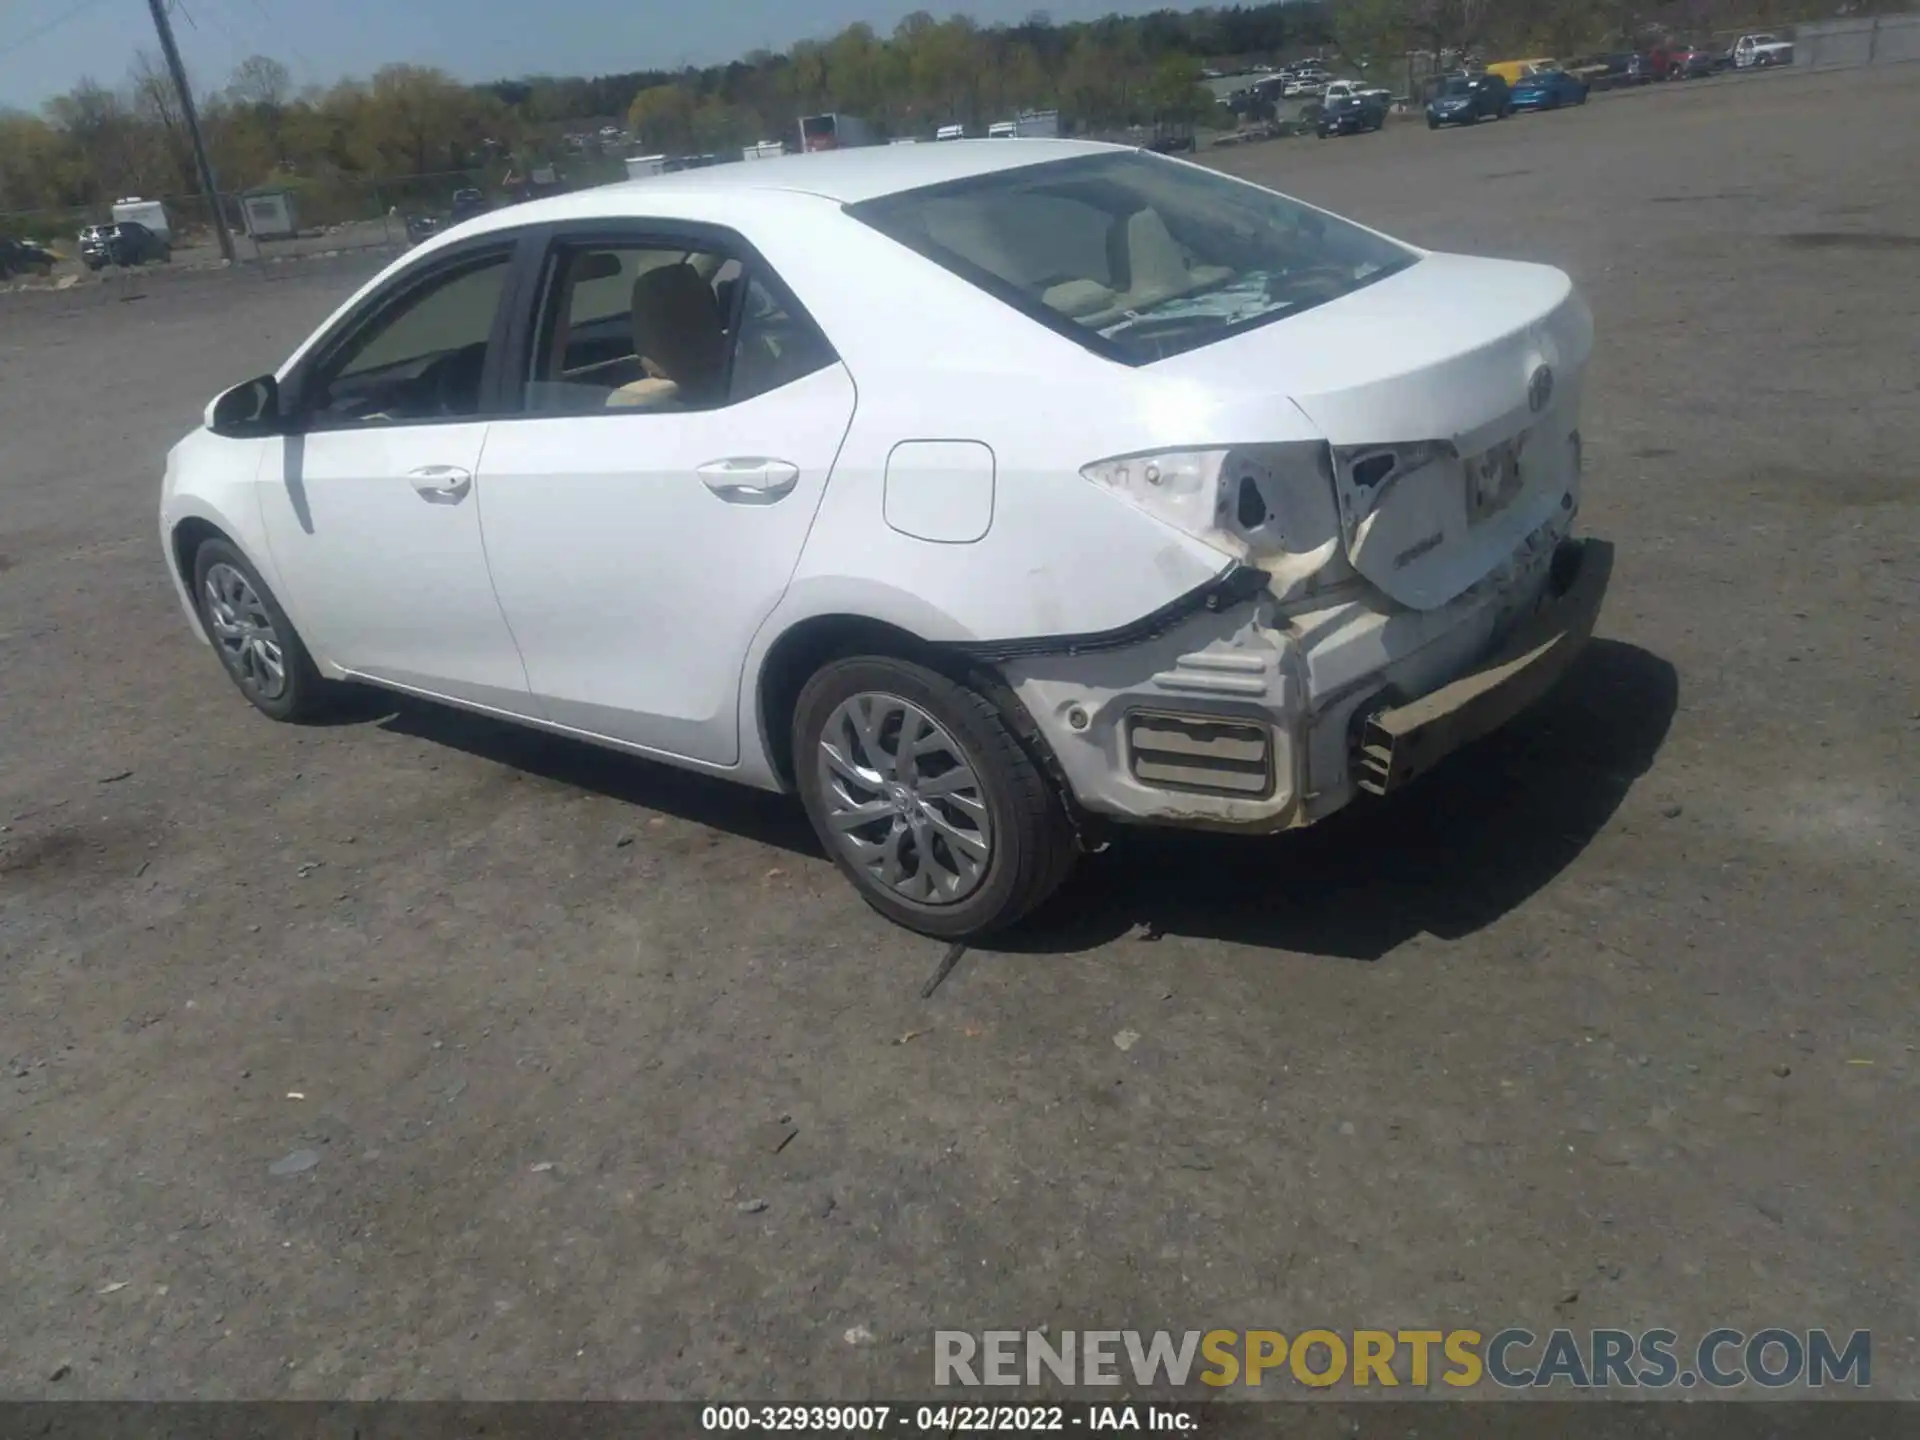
407 465 472 504
697 458 800 504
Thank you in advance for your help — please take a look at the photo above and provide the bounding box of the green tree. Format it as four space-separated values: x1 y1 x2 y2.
1145 53 1212 123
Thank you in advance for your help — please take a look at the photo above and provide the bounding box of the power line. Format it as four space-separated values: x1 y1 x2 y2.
0 0 115 63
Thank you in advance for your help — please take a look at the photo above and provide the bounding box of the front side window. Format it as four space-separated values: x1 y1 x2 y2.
848 151 1418 366
524 239 835 414
305 251 511 427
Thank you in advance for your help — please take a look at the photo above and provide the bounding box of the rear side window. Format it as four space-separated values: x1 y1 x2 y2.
850 151 1416 366
732 276 839 404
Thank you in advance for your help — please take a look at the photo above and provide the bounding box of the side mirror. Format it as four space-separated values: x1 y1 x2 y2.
205 375 284 437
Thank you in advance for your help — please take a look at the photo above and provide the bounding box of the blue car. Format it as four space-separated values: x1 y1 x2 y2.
1510 69 1590 111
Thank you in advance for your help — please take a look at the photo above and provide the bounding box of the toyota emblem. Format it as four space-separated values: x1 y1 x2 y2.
1528 364 1555 415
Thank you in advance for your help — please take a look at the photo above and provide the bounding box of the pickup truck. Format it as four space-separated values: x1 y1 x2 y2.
1729 33 1794 69
1322 80 1394 107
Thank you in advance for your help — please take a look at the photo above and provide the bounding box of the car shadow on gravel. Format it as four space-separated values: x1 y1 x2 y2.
374 700 826 857
992 638 1679 961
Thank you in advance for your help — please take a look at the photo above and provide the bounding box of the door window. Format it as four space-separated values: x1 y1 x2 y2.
524 240 835 414
304 251 512 428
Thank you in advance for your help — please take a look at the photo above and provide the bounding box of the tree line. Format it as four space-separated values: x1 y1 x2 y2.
0 0 1874 234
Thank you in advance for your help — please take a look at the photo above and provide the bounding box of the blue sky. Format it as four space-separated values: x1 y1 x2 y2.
1 0 1196 108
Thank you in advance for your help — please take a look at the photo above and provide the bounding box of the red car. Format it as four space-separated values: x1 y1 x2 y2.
1643 43 1714 80
1669 45 1718 79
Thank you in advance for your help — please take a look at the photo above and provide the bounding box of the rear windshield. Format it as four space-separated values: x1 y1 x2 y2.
846 151 1418 366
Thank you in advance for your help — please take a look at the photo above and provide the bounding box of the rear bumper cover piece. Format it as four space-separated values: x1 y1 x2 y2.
1354 538 1612 795
999 530 1611 835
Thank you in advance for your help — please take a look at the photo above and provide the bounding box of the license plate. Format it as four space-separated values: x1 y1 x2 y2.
1466 434 1527 521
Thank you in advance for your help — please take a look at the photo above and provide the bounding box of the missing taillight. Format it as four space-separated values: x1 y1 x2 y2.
1236 476 1269 530
1352 453 1396 489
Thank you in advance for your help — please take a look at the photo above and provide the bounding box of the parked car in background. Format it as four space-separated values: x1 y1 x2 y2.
82 221 170 270
114 221 172 266
1426 73 1512 128
1485 57 1556 86
1574 52 1653 89
1671 45 1719 80
1318 92 1388 137
1322 80 1392 107
0 237 59 279
78 224 114 270
1730 33 1794 69
1510 68 1591 111
162 140 1607 938
449 188 489 226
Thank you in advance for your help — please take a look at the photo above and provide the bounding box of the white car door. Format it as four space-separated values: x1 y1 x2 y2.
257 241 536 713
476 231 856 765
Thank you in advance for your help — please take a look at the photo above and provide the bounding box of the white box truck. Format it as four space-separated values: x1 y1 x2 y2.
797 113 874 152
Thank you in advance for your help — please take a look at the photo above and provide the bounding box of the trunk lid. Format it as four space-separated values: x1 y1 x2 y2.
1155 252 1593 610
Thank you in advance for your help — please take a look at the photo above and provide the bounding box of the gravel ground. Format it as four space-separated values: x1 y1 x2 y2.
1 63 1914 1401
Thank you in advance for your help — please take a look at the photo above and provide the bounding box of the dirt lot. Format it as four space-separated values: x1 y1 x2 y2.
1 65 1915 1401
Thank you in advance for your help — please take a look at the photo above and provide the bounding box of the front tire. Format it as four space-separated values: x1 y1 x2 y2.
191 537 334 723
793 657 1076 939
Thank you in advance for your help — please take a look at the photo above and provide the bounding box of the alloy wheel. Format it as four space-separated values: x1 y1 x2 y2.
203 562 288 702
815 692 993 905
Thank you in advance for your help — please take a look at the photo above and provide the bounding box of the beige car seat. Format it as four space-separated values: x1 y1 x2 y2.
1108 208 1233 312
607 263 727 410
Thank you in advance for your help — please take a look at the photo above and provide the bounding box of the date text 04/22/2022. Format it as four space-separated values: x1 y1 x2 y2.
700 1405 1194 1432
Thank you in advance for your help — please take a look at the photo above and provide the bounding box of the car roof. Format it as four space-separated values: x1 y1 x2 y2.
466 138 1134 234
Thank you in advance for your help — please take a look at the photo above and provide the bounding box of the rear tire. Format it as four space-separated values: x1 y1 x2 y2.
191 537 336 723
793 656 1076 939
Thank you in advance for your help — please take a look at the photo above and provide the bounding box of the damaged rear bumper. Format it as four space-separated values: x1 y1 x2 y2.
1355 537 1613 794
997 531 1612 835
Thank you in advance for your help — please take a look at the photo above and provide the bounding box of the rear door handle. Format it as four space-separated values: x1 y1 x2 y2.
407 465 473 504
697 458 800 503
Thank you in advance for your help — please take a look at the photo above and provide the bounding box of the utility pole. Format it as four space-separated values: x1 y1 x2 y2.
144 0 237 263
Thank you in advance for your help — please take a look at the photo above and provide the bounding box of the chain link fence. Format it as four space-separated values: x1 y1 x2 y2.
3 158 631 275
1794 12 1920 68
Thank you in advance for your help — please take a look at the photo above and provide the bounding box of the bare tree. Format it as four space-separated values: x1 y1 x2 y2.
128 49 198 192
228 55 292 113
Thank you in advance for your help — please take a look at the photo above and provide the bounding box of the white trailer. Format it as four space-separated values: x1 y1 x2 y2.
798 113 875 151
741 140 786 162
624 154 667 180
110 197 171 245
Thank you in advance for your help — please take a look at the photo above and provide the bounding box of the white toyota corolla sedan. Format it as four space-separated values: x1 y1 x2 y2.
161 139 1611 938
